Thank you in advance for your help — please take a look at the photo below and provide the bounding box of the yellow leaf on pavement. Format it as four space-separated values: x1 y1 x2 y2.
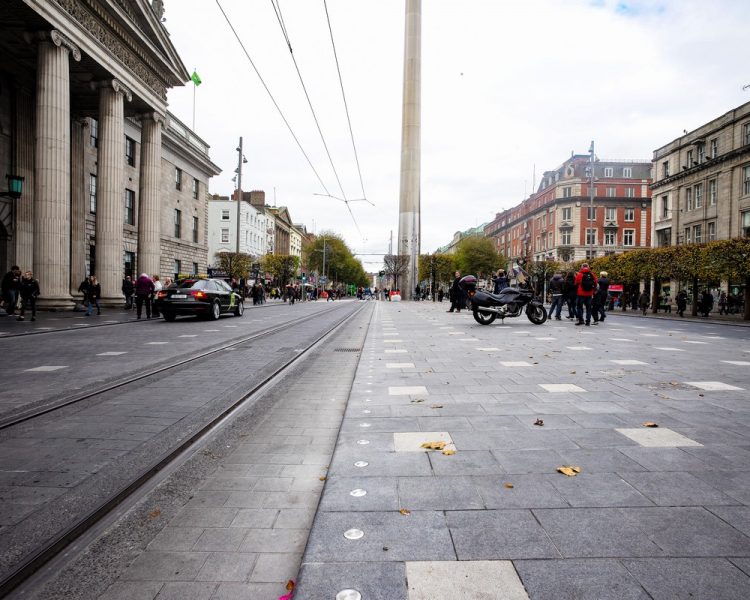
399 508 411 516
421 441 447 450
503 482 514 489
642 422 659 428
441 449 456 456
557 465 582 477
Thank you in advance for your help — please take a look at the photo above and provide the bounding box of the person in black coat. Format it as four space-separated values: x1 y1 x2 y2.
1 266 22 316
17 271 40 321
447 271 462 313
122 276 135 309
85 276 101 316
592 271 610 324
563 272 577 319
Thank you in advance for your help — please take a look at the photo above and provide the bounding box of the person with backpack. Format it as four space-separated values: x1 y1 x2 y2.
592 270 610 324
573 263 597 326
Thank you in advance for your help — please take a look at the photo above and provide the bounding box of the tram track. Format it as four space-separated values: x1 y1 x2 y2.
0 300 368 598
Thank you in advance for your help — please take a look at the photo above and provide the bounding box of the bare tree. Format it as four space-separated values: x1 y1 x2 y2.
383 254 410 291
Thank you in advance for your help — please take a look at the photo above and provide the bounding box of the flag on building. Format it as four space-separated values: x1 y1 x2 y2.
191 70 202 86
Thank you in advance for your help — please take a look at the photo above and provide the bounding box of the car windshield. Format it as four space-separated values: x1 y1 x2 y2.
176 279 207 290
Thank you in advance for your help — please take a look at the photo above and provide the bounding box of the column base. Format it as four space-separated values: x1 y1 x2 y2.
36 296 76 311
99 295 126 308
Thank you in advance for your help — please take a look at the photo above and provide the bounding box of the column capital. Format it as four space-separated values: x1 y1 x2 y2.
26 30 82 62
91 79 133 102
139 111 167 126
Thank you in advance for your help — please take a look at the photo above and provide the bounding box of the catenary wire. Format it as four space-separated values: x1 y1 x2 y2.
214 0 331 196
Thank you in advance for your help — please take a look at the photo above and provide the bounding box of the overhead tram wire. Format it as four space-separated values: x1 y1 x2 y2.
269 0 365 237
323 0 371 206
214 0 331 196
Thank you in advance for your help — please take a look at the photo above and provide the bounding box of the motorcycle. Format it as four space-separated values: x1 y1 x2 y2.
460 275 547 325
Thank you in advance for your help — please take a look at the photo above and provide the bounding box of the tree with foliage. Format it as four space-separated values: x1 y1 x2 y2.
303 231 368 288
383 254 410 291
453 236 501 279
261 254 300 286
528 260 562 295
418 253 456 297
216 252 254 280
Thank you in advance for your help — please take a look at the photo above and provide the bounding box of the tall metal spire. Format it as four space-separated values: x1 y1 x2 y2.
397 0 421 299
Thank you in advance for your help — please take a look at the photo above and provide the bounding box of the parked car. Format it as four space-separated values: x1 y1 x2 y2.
155 278 244 321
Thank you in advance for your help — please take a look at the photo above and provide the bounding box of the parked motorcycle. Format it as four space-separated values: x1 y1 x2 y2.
460 275 547 325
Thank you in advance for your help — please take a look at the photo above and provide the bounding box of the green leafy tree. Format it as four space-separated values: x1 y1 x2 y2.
418 253 456 293
453 236 500 278
261 254 300 285
303 230 368 288
216 252 253 280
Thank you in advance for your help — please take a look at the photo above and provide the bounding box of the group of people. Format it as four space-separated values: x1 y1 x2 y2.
118 274 172 319
1 265 41 321
547 264 610 325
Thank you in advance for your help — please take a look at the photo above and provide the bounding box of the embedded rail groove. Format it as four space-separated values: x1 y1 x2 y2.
0 301 368 598
0 302 350 431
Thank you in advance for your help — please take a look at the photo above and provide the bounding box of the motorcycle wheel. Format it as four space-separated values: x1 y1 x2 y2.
527 304 548 325
472 308 497 325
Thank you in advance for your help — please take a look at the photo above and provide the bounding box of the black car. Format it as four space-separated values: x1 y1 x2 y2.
155 278 244 321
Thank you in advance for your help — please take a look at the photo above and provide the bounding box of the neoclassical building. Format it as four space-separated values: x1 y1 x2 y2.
0 0 219 308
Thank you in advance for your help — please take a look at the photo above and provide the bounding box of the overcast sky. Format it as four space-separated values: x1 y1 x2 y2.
164 0 750 271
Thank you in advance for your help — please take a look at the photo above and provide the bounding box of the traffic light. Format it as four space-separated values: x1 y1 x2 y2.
378 271 385 277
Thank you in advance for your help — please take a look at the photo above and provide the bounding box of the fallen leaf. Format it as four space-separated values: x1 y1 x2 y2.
421 441 447 450
442 449 456 456
534 418 544 426
503 482 514 489
148 508 161 519
430 404 444 409
557 465 582 477
642 422 659 428
698 393 704 397
286 580 296 592
570 370 576 374
411 398 425 403
319 476 327 481
399 508 411 516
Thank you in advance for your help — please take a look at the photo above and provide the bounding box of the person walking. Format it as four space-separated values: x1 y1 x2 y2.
151 275 163 318
414 284 421 301
122 276 135 310
564 271 577 319
548 271 565 320
700 289 714 317
437 287 444 302
134 273 154 319
85 275 101 316
492 269 510 294
573 264 597 326
592 271 610 324
17 271 40 321
676 290 688 317
448 271 462 313
638 290 650 315
1 265 22 316
718 291 728 315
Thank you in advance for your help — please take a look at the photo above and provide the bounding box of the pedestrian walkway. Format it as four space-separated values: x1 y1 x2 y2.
296 302 750 599
597 306 750 328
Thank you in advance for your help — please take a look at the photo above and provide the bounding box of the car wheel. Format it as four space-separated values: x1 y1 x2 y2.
209 300 221 321
163 310 176 322
234 301 244 317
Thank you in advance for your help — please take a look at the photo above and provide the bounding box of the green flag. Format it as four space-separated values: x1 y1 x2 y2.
191 70 202 86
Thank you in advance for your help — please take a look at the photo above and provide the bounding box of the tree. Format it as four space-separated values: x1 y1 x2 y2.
303 230 368 288
453 236 500 278
216 252 253 280
418 253 456 299
528 260 563 295
261 254 300 285
383 254 410 291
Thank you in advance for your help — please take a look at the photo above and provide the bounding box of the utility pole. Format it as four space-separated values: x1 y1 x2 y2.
236 137 244 256
588 140 595 261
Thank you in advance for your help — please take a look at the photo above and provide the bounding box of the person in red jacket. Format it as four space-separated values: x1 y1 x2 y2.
573 263 598 326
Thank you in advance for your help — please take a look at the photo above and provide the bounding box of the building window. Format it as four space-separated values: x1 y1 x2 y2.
221 228 229 243
585 228 596 245
624 208 635 221
174 209 181 238
686 187 693 211
174 259 181 277
710 138 718 158
192 262 199 275
662 195 669 218
563 187 572 198
585 250 597 260
623 167 632 178
686 149 694 167
684 227 692 244
89 174 97 214
694 183 703 209
662 161 670 178
744 165 750 195
604 231 616 246
743 211 750 236
561 230 571 245
124 189 135 225
192 216 199 243
606 187 616 198
192 178 199 200
175 168 182 191
604 167 613 177
605 207 616 222
625 187 635 198
221 209 230 221
657 228 671 247
125 136 135 167
587 206 596 221
90 118 98 147
707 221 716 241
623 229 635 246
693 224 702 244
745 123 750 146
562 207 572 221
124 251 135 278
697 144 705 164
708 179 717 206
541 214 546 227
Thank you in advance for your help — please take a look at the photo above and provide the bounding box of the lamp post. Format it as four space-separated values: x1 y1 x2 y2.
1 175 24 199
588 141 595 261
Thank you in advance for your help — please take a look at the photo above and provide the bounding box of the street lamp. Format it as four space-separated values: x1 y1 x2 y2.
588 140 596 261
1 175 24 199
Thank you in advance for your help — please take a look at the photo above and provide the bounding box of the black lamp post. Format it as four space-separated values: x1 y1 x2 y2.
1 175 24 199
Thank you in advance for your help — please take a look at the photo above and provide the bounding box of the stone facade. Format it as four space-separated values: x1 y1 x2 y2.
651 100 750 248
207 195 271 265
0 1 219 306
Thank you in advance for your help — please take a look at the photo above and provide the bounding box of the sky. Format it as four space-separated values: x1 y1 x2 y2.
164 0 750 272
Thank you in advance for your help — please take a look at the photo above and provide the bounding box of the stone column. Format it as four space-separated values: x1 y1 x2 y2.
137 113 164 277
95 79 131 304
13 87 35 272
70 118 88 295
397 0 421 299
34 30 80 309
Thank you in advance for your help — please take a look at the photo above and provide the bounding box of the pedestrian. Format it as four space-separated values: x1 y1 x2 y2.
17 270 40 321
1 265 22 316
592 271 610 324
447 271 462 313
85 275 101 316
134 272 154 319
414 284 421 301
564 271 577 319
122 275 134 309
437 287 444 302
700 289 714 317
676 290 688 317
151 275 162 318
573 263 597 326
548 271 565 320
492 269 510 294
638 290 650 315
718 291 728 315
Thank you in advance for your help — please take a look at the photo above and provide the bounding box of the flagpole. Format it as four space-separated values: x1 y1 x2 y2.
192 67 196 130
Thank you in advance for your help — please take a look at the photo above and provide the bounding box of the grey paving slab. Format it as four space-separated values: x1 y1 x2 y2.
194 552 257 582
153 582 217 600
546 473 655 507
397 476 484 510
120 551 210 581
99 581 164 600
406 560 530 600
515 558 649 600
318 476 400 512
473 475 568 509
296 562 407 600
619 471 737 506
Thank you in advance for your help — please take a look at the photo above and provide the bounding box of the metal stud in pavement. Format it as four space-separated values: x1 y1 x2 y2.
356 440 370 445
343 529 364 540
336 590 362 600
354 461 369 467
359 423 371 428
350 489 367 497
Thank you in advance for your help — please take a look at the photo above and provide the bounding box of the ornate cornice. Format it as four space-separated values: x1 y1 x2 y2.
50 29 82 61
140 111 166 126
111 78 133 101
53 0 168 100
